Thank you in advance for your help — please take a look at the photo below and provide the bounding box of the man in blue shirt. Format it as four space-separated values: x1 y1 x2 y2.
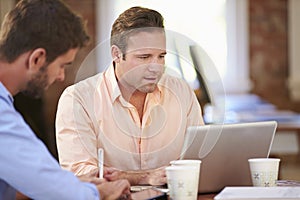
0 0 130 199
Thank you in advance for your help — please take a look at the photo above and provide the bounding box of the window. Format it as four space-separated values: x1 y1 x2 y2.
96 0 250 94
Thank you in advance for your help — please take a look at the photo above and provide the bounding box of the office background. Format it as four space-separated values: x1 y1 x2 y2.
0 1 299 179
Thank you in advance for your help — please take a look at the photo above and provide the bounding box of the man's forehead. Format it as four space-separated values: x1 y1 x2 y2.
127 30 166 51
126 48 166 55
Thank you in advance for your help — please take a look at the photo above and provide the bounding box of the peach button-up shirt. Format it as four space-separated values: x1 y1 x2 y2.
56 65 204 175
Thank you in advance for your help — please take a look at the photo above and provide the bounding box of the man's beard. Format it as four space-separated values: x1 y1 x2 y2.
22 65 49 98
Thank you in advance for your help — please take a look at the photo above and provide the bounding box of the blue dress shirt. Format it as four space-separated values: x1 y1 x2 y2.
0 82 100 200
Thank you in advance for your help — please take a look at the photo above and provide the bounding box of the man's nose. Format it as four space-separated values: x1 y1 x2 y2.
57 68 65 82
147 63 163 72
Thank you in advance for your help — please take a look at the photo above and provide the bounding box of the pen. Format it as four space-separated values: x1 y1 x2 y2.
98 148 104 179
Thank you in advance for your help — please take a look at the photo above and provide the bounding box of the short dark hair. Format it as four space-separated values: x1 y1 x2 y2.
0 0 90 63
110 6 164 54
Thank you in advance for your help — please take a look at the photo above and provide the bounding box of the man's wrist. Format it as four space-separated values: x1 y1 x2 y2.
125 170 150 185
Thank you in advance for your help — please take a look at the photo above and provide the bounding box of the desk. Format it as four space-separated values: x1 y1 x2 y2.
197 180 300 200
277 121 300 133
131 181 300 199
277 122 300 155
198 193 216 200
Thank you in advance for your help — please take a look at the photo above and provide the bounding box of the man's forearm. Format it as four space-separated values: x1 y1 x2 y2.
122 167 167 186
123 170 149 185
104 166 167 185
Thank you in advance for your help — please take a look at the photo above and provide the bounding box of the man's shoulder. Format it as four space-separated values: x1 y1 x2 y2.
65 73 103 93
159 74 197 100
160 74 190 89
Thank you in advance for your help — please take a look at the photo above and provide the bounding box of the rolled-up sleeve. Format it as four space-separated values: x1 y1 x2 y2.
56 86 99 175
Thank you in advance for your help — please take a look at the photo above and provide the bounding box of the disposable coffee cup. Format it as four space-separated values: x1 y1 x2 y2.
170 160 201 190
248 158 280 187
166 165 198 200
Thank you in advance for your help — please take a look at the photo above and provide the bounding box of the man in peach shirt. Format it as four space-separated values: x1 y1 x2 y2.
56 6 204 186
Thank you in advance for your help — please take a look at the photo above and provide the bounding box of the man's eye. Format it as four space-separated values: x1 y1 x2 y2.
63 64 72 69
138 56 149 59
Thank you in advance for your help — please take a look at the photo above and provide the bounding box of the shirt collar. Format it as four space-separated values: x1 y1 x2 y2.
148 84 161 104
105 65 162 103
0 82 14 104
104 65 121 102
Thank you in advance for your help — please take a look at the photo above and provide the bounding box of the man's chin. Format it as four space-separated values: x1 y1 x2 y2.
22 90 44 99
139 84 157 93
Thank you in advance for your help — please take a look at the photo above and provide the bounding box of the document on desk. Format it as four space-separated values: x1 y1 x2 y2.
214 187 300 200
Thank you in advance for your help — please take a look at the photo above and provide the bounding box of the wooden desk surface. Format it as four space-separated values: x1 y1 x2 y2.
198 193 216 200
277 122 300 132
276 122 300 155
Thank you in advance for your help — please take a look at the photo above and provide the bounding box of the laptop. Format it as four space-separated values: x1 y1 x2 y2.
179 121 277 194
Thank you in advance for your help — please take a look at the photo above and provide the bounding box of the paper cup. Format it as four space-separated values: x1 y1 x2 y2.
170 160 201 190
166 165 198 200
248 158 280 187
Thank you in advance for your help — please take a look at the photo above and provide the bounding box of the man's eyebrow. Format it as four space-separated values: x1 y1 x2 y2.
135 51 167 55
64 62 73 66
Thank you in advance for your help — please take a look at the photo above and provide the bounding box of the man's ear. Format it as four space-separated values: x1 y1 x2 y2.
111 45 122 63
28 48 47 72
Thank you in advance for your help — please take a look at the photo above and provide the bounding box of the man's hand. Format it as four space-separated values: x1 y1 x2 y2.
104 166 167 186
78 169 131 199
144 166 166 186
77 168 105 185
103 167 126 180
97 179 131 200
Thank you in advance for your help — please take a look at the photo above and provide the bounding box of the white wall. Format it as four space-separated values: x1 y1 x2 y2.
0 0 15 24
288 0 300 101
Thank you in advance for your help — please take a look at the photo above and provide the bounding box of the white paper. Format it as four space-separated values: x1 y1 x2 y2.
214 187 300 200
